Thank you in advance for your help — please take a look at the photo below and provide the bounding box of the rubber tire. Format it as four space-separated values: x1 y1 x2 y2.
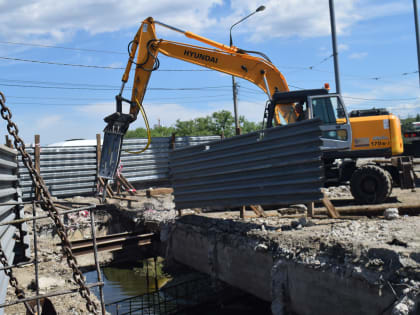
350 164 392 204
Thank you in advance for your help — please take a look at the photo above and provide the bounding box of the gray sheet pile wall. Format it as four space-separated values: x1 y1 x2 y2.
19 146 98 200
169 120 324 209
0 145 30 314
120 136 220 183
19 136 220 200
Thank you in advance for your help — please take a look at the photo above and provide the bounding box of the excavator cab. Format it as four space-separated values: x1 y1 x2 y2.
269 89 352 151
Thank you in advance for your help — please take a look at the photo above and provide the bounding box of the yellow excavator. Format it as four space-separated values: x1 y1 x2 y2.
99 17 415 204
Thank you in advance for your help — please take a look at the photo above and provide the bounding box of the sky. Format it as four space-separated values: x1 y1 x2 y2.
0 0 419 145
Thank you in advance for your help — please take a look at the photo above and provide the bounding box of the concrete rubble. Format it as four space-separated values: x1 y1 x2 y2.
5 185 420 314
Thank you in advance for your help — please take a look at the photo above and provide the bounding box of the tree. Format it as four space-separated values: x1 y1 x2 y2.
239 115 261 133
211 110 235 137
125 110 261 138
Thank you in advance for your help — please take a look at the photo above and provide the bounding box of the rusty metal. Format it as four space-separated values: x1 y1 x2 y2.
0 204 96 226
0 91 98 313
90 210 106 315
32 201 40 314
69 232 154 256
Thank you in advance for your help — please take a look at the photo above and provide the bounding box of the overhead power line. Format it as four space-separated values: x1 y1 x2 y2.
6 93 233 102
343 96 419 102
0 56 211 71
0 56 123 69
0 41 126 54
1 55 418 83
0 82 231 91
308 54 333 70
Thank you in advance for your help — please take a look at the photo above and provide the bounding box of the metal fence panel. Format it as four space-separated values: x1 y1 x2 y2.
120 136 220 183
19 145 98 200
0 145 30 315
19 136 220 200
169 120 324 209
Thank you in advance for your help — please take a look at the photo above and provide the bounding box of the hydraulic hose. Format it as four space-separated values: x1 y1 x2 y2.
125 99 151 154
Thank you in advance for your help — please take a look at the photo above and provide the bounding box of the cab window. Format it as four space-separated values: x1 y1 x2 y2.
312 96 346 124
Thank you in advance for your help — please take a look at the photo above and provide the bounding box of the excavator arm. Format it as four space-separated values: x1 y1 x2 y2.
123 17 295 123
99 17 296 180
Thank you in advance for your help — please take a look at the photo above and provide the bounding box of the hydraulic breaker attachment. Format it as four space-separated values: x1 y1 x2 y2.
99 96 135 180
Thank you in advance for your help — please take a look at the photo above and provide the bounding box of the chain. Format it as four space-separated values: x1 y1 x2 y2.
0 92 98 314
0 246 34 314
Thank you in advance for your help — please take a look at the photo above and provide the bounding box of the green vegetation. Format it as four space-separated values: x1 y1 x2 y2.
125 110 261 138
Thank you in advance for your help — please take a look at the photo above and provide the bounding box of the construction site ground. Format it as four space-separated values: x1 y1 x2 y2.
4 177 420 314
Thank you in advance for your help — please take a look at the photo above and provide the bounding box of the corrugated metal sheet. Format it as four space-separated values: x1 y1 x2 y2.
120 136 220 183
19 136 220 200
0 145 30 315
19 145 98 200
169 120 324 209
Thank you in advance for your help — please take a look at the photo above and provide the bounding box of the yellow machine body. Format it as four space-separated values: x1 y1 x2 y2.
349 114 403 156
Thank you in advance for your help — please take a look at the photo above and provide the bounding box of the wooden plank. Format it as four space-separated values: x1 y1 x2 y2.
315 202 420 216
146 187 173 197
322 197 340 219
98 177 113 197
4 136 12 149
250 205 267 218
119 174 136 195
240 206 246 219
307 202 314 217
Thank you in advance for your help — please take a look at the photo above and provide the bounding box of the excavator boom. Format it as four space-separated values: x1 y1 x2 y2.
99 17 347 180
125 17 293 122
99 17 297 179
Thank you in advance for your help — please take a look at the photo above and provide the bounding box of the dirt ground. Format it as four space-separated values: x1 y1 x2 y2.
4 172 420 314
4 202 112 315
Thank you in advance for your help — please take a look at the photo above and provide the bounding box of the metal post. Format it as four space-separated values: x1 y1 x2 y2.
32 201 40 314
34 135 41 200
329 0 341 94
90 209 106 315
414 0 420 87
170 132 176 150
146 258 150 293
154 256 158 291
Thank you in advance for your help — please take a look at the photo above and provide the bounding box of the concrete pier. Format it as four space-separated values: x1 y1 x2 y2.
159 214 420 314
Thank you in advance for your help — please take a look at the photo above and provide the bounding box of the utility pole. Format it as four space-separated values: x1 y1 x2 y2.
329 0 341 94
230 5 265 135
414 0 420 87
231 76 239 135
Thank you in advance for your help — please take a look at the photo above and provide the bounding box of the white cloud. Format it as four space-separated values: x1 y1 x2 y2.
0 0 222 42
35 114 62 129
77 97 267 130
338 44 349 52
343 78 420 118
0 0 410 44
225 0 361 40
349 52 368 59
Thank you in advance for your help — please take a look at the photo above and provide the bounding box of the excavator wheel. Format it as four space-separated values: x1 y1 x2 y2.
350 164 392 204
